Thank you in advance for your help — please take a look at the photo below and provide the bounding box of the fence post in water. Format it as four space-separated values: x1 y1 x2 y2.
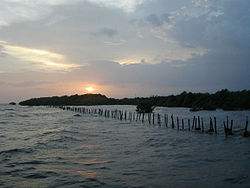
182 119 184 130
152 113 155 125
188 119 190 131
194 117 197 129
121 111 123 121
214 117 217 134
198 116 200 129
227 116 229 130
171 114 174 129
192 116 195 130
201 118 204 132
243 116 249 137
197 116 201 130
208 117 214 132
148 113 151 124
177 117 179 130
223 121 228 136
157 114 161 126
164 114 168 128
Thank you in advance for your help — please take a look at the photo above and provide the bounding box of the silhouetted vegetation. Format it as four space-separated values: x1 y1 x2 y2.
136 101 155 113
19 89 250 111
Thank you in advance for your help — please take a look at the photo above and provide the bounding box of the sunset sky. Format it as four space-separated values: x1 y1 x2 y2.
0 0 249 103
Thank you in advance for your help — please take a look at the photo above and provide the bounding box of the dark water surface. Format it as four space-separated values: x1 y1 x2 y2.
0 104 249 188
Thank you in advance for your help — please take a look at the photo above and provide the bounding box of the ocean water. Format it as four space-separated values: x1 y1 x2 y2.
0 104 249 188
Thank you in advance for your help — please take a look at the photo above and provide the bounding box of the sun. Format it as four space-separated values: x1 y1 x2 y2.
86 87 94 92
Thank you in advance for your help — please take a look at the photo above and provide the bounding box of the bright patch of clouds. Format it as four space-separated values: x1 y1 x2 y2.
104 40 127 46
1 42 79 71
87 0 146 12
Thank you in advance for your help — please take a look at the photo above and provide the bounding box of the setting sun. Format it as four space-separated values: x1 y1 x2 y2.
86 87 94 92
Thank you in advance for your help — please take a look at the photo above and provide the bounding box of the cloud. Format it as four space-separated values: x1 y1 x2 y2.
155 0 250 50
0 41 79 72
104 40 126 46
0 0 147 27
92 27 118 38
87 0 147 12
0 0 249 102
146 13 170 27
13 81 53 87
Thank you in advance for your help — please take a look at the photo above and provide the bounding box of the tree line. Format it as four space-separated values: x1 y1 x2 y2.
19 89 250 111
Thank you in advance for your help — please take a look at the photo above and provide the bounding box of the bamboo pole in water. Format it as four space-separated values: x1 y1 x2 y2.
188 119 190 131
152 113 155 125
201 118 204 132
157 114 161 126
148 113 151 124
243 116 249 137
177 116 179 130
214 117 217 134
171 114 174 129
192 116 195 130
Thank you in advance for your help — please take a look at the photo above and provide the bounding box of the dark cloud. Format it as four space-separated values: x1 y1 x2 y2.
146 14 162 26
91 27 118 38
168 0 250 50
146 13 170 26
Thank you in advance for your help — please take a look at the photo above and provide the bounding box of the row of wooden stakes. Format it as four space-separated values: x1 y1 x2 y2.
56 106 249 137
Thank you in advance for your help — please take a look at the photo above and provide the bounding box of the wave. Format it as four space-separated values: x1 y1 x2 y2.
0 148 33 155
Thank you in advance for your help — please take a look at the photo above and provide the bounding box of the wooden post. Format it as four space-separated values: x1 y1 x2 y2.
120 111 123 120
182 119 184 130
157 114 161 126
224 121 228 136
243 116 249 137
188 119 190 131
198 116 201 129
245 116 248 132
148 113 151 124
201 118 204 132
152 113 155 125
194 117 197 130
208 117 214 133
177 117 179 130
171 114 174 128
164 114 168 128
166 114 168 128
227 116 229 129
214 117 217 134
192 116 195 129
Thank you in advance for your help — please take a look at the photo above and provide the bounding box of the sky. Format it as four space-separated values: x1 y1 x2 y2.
0 0 249 103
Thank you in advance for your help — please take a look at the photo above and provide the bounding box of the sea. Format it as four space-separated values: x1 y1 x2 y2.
0 104 249 188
